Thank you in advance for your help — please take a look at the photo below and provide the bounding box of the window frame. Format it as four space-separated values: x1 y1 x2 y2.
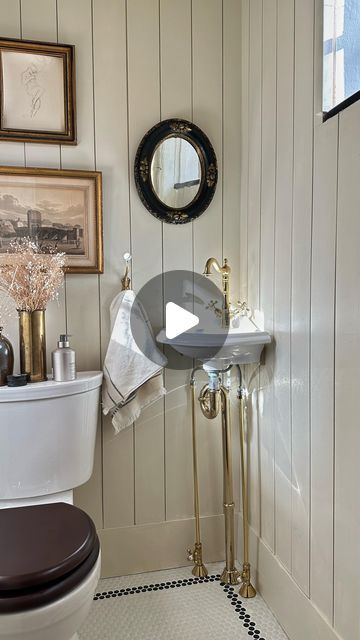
323 88 360 121
322 0 360 122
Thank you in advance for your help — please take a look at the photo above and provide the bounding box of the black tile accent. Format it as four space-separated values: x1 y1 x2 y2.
93 574 267 639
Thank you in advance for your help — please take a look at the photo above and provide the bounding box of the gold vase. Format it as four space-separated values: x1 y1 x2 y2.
31 310 47 382
18 309 47 382
19 311 32 377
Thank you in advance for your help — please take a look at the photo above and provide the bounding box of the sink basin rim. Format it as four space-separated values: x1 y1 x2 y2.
156 327 271 348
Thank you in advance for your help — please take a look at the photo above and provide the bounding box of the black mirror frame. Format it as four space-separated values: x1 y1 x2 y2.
134 118 218 224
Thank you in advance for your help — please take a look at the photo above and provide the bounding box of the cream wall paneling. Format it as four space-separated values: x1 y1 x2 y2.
310 2 338 622
223 0 243 522
101 513 228 578
310 0 337 623
0 0 243 573
57 0 103 529
223 0 241 302
238 523 343 640
21 0 66 389
290 0 313 595
4 3 360 640
191 0 225 520
310 113 338 625
334 99 360 640
160 0 193 523
93 0 133 530
126 0 163 527
273 0 294 572
258 0 276 554
0 0 23 375
240 0 249 305
241 0 360 639
246 0 262 539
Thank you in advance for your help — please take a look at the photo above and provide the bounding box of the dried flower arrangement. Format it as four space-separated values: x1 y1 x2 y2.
0 239 66 382
0 238 65 312
0 289 15 330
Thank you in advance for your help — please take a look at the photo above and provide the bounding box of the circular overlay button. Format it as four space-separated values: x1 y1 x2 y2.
130 269 230 371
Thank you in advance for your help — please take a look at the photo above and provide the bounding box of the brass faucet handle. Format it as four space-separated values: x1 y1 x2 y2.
230 300 251 318
206 299 222 319
187 544 208 577
187 547 194 562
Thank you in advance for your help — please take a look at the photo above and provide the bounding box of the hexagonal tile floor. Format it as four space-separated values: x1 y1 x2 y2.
78 562 289 640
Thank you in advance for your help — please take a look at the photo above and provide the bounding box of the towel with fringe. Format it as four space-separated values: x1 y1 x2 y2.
102 289 167 433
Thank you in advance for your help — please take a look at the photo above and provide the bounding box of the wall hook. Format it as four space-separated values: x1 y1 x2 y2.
121 252 132 290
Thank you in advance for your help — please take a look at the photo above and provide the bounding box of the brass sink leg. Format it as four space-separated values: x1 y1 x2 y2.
190 367 250 588
187 375 208 577
219 386 241 585
198 377 240 585
238 383 256 598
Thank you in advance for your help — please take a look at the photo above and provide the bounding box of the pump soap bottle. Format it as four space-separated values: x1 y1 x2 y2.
52 334 76 382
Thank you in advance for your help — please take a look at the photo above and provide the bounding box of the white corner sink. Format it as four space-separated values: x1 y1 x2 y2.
157 315 271 371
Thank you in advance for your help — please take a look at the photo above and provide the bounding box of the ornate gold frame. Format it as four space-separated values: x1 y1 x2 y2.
0 166 103 274
0 37 76 144
134 118 218 224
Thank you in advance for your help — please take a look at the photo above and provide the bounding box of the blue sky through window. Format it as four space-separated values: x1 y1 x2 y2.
323 0 360 112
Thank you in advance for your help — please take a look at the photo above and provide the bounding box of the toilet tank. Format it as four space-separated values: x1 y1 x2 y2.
0 372 103 500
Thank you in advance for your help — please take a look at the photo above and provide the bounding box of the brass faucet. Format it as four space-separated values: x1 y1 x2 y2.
203 257 231 327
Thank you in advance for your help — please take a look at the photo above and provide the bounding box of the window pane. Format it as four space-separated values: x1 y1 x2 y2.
323 0 360 112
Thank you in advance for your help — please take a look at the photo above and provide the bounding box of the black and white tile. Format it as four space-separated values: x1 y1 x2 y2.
79 563 288 640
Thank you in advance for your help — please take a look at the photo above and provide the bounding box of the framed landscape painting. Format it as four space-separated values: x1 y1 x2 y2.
0 166 103 274
0 37 76 144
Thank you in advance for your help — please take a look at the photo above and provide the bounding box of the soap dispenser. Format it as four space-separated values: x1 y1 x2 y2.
52 334 76 382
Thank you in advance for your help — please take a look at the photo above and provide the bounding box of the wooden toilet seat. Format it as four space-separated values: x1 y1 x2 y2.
0 502 100 613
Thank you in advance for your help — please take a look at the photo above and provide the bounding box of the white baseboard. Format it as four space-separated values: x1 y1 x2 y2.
238 524 343 640
99 513 227 578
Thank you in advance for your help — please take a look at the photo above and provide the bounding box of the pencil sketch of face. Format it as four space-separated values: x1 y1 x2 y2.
21 63 44 118
1 51 65 133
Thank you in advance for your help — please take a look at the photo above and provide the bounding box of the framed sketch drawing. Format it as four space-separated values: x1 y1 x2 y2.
0 166 103 274
0 38 76 144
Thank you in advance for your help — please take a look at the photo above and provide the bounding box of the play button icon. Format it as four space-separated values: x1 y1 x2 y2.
165 302 199 339
130 269 229 370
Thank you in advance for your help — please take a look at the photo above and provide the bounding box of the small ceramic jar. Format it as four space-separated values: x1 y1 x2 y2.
0 327 14 386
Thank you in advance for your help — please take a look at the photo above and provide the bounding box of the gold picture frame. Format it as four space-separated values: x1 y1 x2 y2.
0 166 103 274
0 37 76 144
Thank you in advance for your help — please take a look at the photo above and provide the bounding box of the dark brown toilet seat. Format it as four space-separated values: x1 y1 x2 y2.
0 502 100 613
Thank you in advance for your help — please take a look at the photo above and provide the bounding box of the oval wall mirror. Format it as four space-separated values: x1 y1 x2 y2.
134 119 218 224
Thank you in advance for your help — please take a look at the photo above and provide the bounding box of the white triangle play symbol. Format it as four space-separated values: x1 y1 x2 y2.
165 302 199 339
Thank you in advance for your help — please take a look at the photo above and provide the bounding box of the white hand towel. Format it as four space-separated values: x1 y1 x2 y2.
102 289 167 433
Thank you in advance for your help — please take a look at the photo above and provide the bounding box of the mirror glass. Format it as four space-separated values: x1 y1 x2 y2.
150 136 201 209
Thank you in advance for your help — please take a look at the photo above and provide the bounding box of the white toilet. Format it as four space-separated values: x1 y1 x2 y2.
0 371 103 640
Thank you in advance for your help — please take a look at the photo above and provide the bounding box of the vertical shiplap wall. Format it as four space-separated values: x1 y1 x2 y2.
242 1 360 638
0 0 242 574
